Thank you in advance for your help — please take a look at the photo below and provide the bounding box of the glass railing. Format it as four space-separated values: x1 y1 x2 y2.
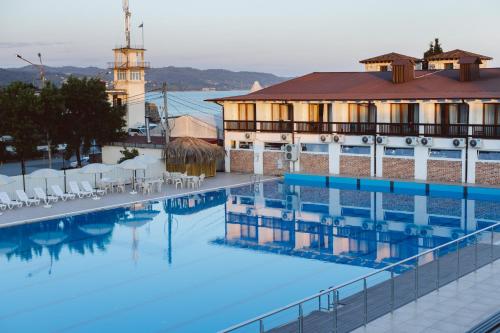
221 222 500 333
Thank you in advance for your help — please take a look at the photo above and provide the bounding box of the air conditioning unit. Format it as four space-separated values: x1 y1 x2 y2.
376 136 388 145
284 144 299 161
280 133 292 142
320 215 333 225
319 134 332 143
333 217 345 227
246 207 255 216
469 138 483 148
362 220 374 230
419 226 433 238
405 137 419 146
404 224 418 236
452 138 466 148
419 137 433 147
281 210 293 221
332 134 345 143
243 132 255 141
375 222 389 233
286 194 299 210
361 135 374 145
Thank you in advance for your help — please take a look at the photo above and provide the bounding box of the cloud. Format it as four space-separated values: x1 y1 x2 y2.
0 41 70 49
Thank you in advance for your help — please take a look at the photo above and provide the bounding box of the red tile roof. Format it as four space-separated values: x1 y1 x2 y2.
359 52 420 64
426 49 492 61
208 68 500 102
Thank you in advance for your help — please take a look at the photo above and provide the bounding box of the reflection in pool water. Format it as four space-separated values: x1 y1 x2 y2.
0 180 499 332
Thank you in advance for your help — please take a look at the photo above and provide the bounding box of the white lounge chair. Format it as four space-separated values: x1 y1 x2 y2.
0 203 6 211
81 181 105 196
34 187 58 206
69 181 93 198
51 185 76 201
0 192 23 209
16 190 40 207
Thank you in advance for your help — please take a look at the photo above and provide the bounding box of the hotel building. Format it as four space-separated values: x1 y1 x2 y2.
210 52 500 185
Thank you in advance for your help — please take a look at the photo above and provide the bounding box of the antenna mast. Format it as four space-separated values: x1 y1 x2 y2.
122 0 131 47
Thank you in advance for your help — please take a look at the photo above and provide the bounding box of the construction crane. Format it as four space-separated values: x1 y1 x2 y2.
123 0 131 47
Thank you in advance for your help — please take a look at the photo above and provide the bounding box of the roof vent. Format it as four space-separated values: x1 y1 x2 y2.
458 56 481 82
392 59 415 84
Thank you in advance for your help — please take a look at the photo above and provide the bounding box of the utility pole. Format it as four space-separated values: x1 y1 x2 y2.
162 82 170 144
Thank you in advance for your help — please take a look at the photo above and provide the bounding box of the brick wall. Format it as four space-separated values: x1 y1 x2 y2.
299 153 329 175
339 156 371 177
230 150 254 174
427 160 462 183
263 152 290 176
382 158 415 180
475 162 500 185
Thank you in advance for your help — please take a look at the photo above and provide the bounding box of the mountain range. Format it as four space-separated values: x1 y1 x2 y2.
0 65 289 91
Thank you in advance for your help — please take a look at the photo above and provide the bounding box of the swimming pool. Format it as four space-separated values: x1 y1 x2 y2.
1 179 499 332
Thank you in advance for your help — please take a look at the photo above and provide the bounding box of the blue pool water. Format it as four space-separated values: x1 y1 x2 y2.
1 180 499 332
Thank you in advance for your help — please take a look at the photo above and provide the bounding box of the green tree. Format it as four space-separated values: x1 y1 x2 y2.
39 83 65 168
60 77 126 167
118 147 139 163
433 38 443 54
0 82 42 177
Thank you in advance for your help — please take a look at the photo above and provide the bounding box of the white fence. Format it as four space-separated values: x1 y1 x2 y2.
0 161 165 198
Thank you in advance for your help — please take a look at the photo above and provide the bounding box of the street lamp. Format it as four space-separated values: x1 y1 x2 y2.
16 53 46 88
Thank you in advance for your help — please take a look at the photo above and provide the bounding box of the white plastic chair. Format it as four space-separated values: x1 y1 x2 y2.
34 187 58 206
16 190 40 207
51 185 76 201
0 192 23 209
69 181 93 198
115 179 126 193
198 174 206 187
81 181 106 196
187 176 199 189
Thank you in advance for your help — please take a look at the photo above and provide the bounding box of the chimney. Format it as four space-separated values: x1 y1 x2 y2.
392 59 415 84
458 56 481 82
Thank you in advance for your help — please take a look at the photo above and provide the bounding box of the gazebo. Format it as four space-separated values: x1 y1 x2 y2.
164 137 225 177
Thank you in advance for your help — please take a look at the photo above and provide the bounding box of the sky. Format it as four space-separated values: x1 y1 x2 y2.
1 0 499 76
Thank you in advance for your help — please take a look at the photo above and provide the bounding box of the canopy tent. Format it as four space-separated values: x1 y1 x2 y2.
164 137 225 177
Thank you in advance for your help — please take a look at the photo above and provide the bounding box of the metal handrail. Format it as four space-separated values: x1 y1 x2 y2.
220 222 500 332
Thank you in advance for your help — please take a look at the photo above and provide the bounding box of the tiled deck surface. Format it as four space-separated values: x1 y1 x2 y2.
353 259 500 333
0 173 274 228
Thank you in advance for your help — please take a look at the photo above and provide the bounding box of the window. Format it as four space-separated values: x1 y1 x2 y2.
238 104 255 121
307 104 328 122
429 149 462 159
130 70 141 80
238 141 253 149
341 145 371 155
484 104 500 125
444 63 454 70
390 104 419 123
264 142 284 151
478 151 500 161
348 104 376 123
435 103 468 124
301 143 328 153
380 65 388 72
117 70 127 80
384 147 415 157
271 104 292 121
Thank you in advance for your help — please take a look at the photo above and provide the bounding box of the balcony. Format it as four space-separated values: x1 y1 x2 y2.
423 124 469 137
258 121 293 132
471 125 500 138
294 122 331 133
225 120 256 131
334 122 376 135
378 123 419 136
107 61 150 69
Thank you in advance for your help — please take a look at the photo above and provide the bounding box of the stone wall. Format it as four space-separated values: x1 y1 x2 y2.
427 160 462 183
230 150 254 174
339 156 371 177
299 153 329 175
263 152 290 176
382 158 415 180
475 162 500 185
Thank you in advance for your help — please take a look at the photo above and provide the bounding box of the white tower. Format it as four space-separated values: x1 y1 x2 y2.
108 0 149 129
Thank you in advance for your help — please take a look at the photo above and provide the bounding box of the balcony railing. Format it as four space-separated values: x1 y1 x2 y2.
224 120 500 138
225 120 256 131
107 61 150 69
258 121 293 132
378 123 419 136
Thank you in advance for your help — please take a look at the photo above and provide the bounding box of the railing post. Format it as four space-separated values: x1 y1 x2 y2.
474 235 478 271
436 248 440 291
259 319 264 333
333 290 338 333
390 270 395 313
491 228 495 264
456 240 460 280
298 303 304 333
363 278 368 325
415 258 419 301
318 290 322 311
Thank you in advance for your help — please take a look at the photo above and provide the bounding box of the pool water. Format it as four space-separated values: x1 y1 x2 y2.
1 180 499 332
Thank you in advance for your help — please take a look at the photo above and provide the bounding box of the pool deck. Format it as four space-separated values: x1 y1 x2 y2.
0 173 276 228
